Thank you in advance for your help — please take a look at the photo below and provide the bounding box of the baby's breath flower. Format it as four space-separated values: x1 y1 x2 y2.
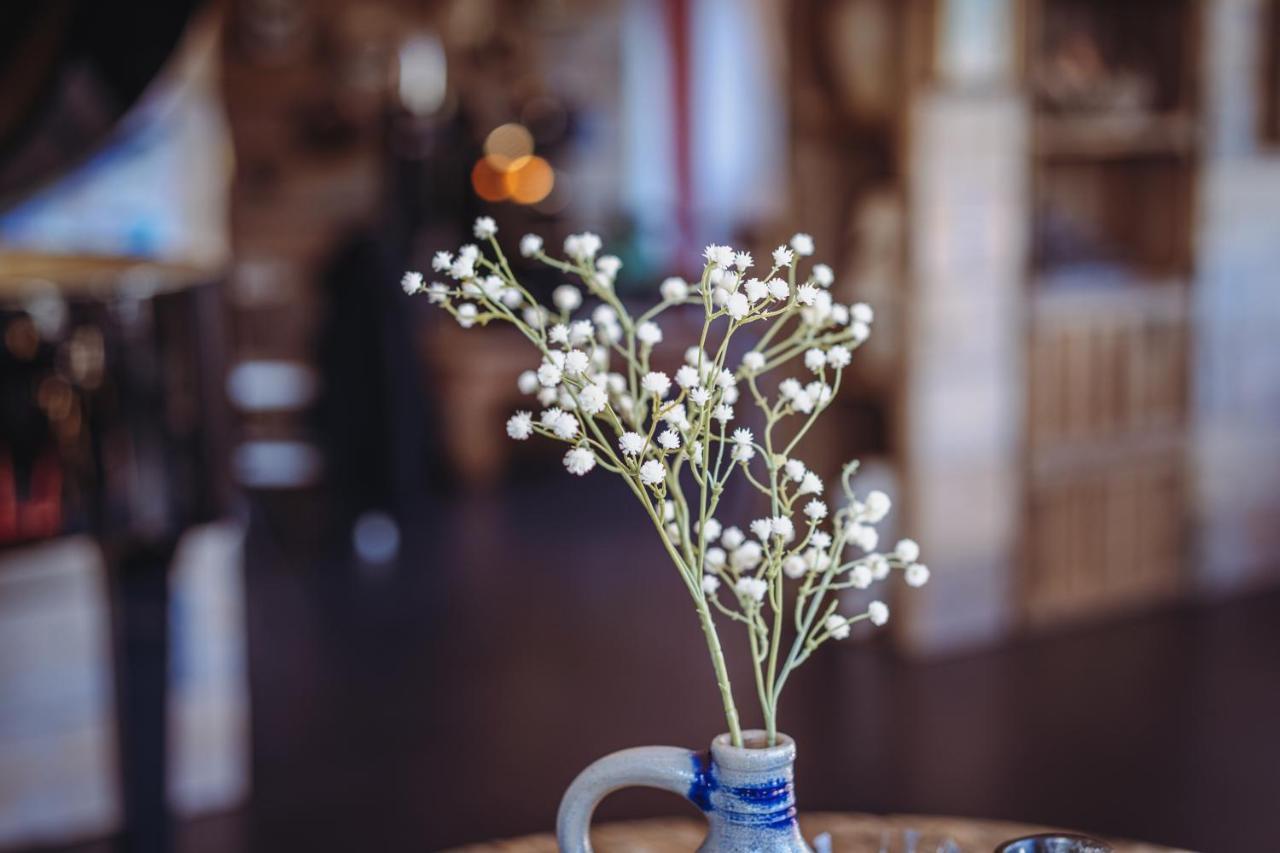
523 306 547 328
506 411 533 440
735 576 768 603
750 518 773 540
639 459 665 486
689 387 711 406
563 446 596 476
867 600 889 626
548 324 569 346
831 303 849 325
537 387 557 406
798 471 823 496
895 538 920 563
699 518 722 541
790 233 814 256
782 554 808 579
767 278 789 301
742 351 766 372
713 404 734 423
716 369 736 389
427 282 450 304
734 251 753 270
726 292 750 320
721 526 744 549
538 361 563 387
619 431 645 456
825 614 851 639
795 284 819 305
704 244 735 268
597 255 623 278
660 276 689 301
578 383 608 415
553 285 582 312
732 443 755 462
569 319 594 345
771 516 795 541
551 411 580 440
732 428 753 446
730 543 763 572
636 321 663 346
863 490 892 523
852 302 874 324
401 271 424 294
868 554 890 581
804 499 828 520
851 321 871 343
457 303 478 327
517 370 539 394
704 547 727 569
657 429 681 450
849 565 873 589
811 531 832 549
905 563 931 588
473 216 497 239
564 232 602 262
772 246 794 267
851 524 879 552
804 348 827 373
684 346 706 366
827 345 852 369
811 264 834 286
702 574 722 595
520 233 543 256
642 371 672 398
564 350 590 376
784 458 807 482
744 278 768 303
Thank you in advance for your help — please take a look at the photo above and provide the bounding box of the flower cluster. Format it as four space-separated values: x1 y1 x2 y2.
403 220 928 747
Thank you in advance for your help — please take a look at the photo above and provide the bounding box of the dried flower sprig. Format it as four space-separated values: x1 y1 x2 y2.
402 218 928 747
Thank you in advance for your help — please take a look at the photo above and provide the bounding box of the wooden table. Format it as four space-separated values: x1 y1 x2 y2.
450 813 1190 853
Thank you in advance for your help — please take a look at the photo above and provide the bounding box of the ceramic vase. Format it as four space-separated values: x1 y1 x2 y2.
557 730 812 852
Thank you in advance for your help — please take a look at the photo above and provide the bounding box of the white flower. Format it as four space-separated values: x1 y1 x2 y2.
704 547 727 570
895 538 920 563
569 319 595 345
750 518 773 540
790 233 814 256
726 292 750 320
798 471 823 496
853 524 879 552
804 500 828 520
852 302 874 324
564 232 602 262
804 348 827 373
660 276 689 301
698 518 722 542
868 554 890 581
905 563 931 588
772 246 794 267
704 244 735 268
506 411 533 440
784 459 807 482
553 285 582 312
564 350 590 376
827 345 852 369
401 271 424 294
636 321 663 346
849 565 873 589
811 531 832 549
432 251 453 272
547 324 569 346
744 278 769 302
702 574 722 596
732 443 755 462
831 303 849 325
427 282 451 304
771 516 795 541
712 404 734 423
524 306 548 328
689 387 711 406
735 576 768 603
596 255 623 278
578 383 608 415
593 305 617 325
642 371 672 398
731 541 764 571
773 555 804 580
550 411 579 440
564 446 596 476
796 284 819 305
537 362 563 388
473 216 497 239
721 526 744 549
734 251 753 270
657 429 681 450
639 460 665 486
867 600 889 626
716 369 736 389
450 254 475 280
825 614 851 640
742 351 766 372
517 370 540 395
685 346 707 366
519 234 543 257
537 387 557 406
456 303 478 327
851 321 870 343
732 428 753 446
790 390 814 413
619 431 645 456
767 278 790 301
864 490 892 523
811 264 834 287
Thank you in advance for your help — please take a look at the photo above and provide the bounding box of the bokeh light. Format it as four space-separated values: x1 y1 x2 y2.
503 155 554 204
482 123 534 170
471 157 509 201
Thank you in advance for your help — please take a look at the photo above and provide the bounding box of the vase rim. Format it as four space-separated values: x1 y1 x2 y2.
710 730 796 771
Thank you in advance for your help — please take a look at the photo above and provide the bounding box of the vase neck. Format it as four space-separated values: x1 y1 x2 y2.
691 732 810 852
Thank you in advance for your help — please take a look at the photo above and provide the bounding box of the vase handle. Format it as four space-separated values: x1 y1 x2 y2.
556 745 699 853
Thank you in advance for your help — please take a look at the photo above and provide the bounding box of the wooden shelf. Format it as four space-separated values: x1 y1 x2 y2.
1034 112 1197 160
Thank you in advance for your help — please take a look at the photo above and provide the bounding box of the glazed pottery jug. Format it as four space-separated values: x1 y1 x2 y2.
557 730 812 852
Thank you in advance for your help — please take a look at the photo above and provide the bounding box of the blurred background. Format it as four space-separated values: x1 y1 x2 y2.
1 0 1278 851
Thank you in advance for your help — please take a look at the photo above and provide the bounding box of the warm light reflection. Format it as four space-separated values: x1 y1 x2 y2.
482 123 534 170
504 155 554 204
471 158 509 201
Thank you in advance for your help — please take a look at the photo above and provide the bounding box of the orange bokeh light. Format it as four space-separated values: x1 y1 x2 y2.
503 155 555 204
471 158 509 202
